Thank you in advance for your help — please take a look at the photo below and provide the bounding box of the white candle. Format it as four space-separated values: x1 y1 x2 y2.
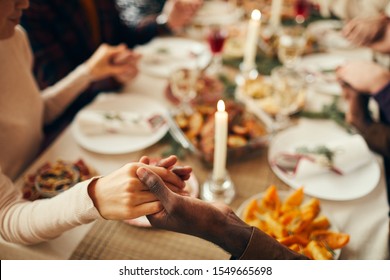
213 100 228 180
270 0 283 30
242 9 261 71
319 0 331 18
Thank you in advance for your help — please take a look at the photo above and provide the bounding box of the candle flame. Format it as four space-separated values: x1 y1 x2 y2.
251 9 261 21
217 100 225 112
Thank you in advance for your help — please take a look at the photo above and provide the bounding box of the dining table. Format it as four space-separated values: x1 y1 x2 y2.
1 21 390 260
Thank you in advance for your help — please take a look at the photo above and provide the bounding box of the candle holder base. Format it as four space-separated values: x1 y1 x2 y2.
201 172 236 204
236 63 259 86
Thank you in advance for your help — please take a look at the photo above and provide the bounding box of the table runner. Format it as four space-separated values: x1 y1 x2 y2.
70 220 230 260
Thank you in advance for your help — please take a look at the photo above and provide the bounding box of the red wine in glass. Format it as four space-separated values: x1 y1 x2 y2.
207 28 227 54
294 0 310 23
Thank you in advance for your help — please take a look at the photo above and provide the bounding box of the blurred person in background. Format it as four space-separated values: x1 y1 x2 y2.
340 2 390 54
116 0 203 33
21 0 202 144
309 0 390 20
309 1 390 67
336 61 390 211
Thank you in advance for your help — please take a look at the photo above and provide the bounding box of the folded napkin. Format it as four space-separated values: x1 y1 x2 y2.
322 31 353 49
76 110 165 136
273 134 372 179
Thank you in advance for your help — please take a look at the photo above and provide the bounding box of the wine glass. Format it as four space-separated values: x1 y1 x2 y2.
169 68 199 115
205 25 228 75
271 66 305 130
294 0 311 24
277 25 307 69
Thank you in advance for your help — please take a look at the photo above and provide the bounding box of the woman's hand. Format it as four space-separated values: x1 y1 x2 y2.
139 155 192 194
85 43 140 82
88 157 190 220
112 50 141 84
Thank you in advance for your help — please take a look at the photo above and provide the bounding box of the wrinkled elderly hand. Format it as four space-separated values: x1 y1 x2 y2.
166 0 203 32
85 43 139 82
88 157 190 220
136 166 252 257
336 61 390 95
343 14 388 46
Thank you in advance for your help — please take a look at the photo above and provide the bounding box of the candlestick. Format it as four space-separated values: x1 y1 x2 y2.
270 0 283 31
242 9 261 72
213 100 228 180
201 100 235 204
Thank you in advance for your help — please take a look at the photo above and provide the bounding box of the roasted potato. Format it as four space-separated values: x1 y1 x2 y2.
240 185 350 260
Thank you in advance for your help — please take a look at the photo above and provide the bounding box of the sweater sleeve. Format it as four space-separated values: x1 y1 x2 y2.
373 81 390 124
0 169 101 245
17 25 93 125
40 64 92 125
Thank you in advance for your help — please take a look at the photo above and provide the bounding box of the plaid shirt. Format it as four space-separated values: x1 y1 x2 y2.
21 0 162 137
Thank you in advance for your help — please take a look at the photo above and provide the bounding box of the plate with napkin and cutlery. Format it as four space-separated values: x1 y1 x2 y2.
71 93 169 154
268 119 380 201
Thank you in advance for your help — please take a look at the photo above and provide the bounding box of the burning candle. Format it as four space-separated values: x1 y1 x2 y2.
242 9 261 71
213 100 228 180
270 0 283 30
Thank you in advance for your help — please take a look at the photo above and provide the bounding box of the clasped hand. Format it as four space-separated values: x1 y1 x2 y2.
88 155 192 220
85 43 141 84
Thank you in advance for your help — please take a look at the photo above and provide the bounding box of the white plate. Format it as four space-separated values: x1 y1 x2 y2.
124 173 199 227
298 53 347 96
236 190 341 260
191 1 244 26
268 119 380 201
307 20 353 50
72 94 169 154
135 37 212 78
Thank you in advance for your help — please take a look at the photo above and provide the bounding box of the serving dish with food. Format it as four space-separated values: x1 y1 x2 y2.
237 75 306 116
165 71 225 106
22 159 97 200
169 100 272 163
236 185 350 260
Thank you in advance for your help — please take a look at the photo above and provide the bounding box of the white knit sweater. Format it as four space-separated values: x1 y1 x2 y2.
0 26 101 245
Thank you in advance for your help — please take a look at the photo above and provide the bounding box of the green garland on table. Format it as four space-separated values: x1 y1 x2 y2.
161 133 188 160
223 53 282 76
298 97 355 133
218 73 237 100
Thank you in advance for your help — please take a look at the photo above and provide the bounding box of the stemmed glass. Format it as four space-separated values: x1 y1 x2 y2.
169 68 199 115
205 25 228 75
277 25 307 70
294 0 311 24
271 66 305 130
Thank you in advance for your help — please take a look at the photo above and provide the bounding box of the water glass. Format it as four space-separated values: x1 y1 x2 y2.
169 68 199 115
271 66 305 129
277 26 307 69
